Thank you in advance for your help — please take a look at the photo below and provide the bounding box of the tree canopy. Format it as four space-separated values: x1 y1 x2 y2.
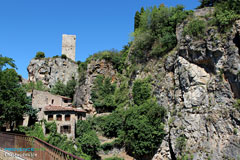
0 55 31 130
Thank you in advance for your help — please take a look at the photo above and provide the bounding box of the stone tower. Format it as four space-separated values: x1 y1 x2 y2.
62 34 76 61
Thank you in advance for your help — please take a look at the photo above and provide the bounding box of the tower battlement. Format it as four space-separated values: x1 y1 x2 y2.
62 34 76 61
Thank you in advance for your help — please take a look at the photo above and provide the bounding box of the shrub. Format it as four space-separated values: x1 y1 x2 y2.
175 134 187 153
183 19 206 38
50 79 76 99
53 55 59 58
122 99 166 159
234 99 240 112
76 120 92 138
77 130 101 158
233 128 238 135
61 54 67 59
130 5 189 61
91 75 117 112
35 52 45 59
130 31 154 62
22 81 49 92
214 8 239 32
132 77 152 105
97 111 124 138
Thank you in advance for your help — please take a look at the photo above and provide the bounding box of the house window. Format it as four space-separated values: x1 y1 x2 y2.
63 99 68 103
60 125 71 134
48 115 53 121
52 99 54 104
65 115 70 121
46 128 50 134
56 115 62 121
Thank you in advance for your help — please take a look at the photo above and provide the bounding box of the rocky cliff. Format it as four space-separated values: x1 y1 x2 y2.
72 9 240 159
73 59 117 114
27 57 79 88
151 17 240 160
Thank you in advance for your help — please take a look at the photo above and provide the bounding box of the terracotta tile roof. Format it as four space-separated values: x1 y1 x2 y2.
44 106 86 112
59 96 72 100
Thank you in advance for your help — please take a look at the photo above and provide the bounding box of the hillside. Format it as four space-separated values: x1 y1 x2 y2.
24 1 240 160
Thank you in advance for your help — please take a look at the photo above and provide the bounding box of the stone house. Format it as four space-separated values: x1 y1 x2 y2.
44 106 86 139
30 90 86 139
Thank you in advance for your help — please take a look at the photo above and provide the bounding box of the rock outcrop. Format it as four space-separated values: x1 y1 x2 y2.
152 19 240 160
27 57 79 88
73 59 117 114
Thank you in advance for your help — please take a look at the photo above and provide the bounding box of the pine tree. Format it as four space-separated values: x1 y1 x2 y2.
134 11 140 31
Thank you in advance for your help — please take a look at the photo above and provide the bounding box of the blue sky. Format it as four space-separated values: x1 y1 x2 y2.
0 0 200 79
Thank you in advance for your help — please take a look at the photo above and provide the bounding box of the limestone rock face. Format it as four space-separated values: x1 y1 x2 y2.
152 20 240 160
73 59 117 114
27 58 79 88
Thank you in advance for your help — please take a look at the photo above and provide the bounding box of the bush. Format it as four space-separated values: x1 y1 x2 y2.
97 111 124 138
77 130 101 158
131 5 190 61
234 99 240 112
133 77 152 106
175 134 187 153
61 54 67 59
35 52 45 59
53 55 59 58
50 79 76 99
22 81 49 92
122 99 166 159
130 31 154 62
76 120 92 138
183 19 206 38
91 75 117 112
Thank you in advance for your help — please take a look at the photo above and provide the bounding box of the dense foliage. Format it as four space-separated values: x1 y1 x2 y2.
95 111 124 138
91 75 117 112
123 99 166 159
131 5 190 62
22 81 49 92
90 76 166 159
183 19 206 38
50 78 76 99
76 120 101 159
35 51 45 59
133 77 152 105
0 55 32 130
20 121 92 160
197 0 240 32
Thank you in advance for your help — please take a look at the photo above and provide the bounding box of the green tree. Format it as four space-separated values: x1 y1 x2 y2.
50 79 76 99
77 130 101 159
22 81 48 92
91 75 117 112
123 99 166 159
97 111 124 138
0 54 16 71
61 54 67 59
133 77 152 106
0 57 30 130
35 52 45 59
50 80 66 96
134 11 141 31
